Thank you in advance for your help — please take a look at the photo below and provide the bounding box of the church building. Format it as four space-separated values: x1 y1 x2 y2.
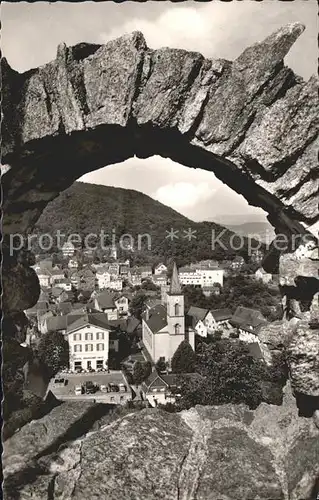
142 262 195 365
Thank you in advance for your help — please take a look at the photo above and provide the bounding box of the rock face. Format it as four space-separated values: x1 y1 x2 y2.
287 320 319 398
3 386 319 500
2 23 318 236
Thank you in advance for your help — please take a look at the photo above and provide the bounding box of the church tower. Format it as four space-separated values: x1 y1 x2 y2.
167 262 185 337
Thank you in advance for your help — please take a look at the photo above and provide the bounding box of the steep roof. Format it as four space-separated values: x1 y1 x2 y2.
169 262 181 295
142 370 168 391
145 304 167 334
187 306 209 322
95 291 115 309
126 317 141 334
210 308 232 321
66 312 113 334
56 302 72 315
230 306 267 332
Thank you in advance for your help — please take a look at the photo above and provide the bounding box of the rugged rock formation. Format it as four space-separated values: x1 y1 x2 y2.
1 23 318 236
3 385 319 500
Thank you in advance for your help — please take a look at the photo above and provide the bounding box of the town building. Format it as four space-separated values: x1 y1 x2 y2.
142 262 195 365
186 307 217 337
130 271 142 287
152 272 168 287
108 263 120 277
114 294 130 316
229 306 267 342
66 313 112 371
62 241 75 257
154 263 168 275
68 258 79 269
230 256 245 271
93 291 118 320
109 279 123 291
96 266 111 290
110 245 118 260
210 308 232 331
54 278 72 291
137 265 153 280
141 370 179 407
179 266 224 288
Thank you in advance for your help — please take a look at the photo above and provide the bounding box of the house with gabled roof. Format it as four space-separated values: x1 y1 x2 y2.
142 262 195 365
230 306 268 343
66 312 113 372
209 308 232 331
154 262 168 275
140 370 180 407
93 291 118 320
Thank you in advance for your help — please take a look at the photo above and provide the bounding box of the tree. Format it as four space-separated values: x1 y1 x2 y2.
171 340 196 374
37 331 69 380
156 358 167 373
178 340 266 410
133 361 146 385
132 361 152 384
129 293 148 320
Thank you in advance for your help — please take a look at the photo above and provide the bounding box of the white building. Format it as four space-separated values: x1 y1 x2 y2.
62 241 75 257
179 266 224 288
68 259 79 269
66 313 111 372
187 307 217 337
96 267 111 289
109 279 123 291
154 263 168 275
142 262 195 365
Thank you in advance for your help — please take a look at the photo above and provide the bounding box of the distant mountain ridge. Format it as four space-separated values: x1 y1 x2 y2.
34 182 260 265
225 222 275 244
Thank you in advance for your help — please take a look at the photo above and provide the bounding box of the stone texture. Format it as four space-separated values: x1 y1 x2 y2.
286 320 319 398
3 385 319 500
2 260 40 315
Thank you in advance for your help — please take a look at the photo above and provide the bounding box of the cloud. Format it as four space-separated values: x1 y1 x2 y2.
152 182 214 210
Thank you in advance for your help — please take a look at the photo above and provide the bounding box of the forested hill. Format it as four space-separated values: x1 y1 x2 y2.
34 182 260 266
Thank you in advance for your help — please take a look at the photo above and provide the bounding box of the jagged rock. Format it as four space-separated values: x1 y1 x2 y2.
3 385 319 500
2 23 318 236
2 261 40 315
286 320 319 398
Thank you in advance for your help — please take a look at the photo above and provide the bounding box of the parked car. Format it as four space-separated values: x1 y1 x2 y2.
119 383 127 393
75 367 83 373
83 381 96 394
74 385 83 395
100 384 108 392
54 378 68 387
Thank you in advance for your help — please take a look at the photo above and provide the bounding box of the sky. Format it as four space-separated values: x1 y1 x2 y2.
2 0 317 224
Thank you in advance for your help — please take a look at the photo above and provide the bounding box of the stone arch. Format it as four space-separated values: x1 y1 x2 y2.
1 23 318 239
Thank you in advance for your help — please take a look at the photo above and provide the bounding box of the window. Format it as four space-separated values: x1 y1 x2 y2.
174 303 179 316
85 332 93 341
74 344 82 352
96 360 103 368
175 324 180 335
96 331 104 340
85 344 93 352
73 333 81 341
74 361 82 368
97 343 104 351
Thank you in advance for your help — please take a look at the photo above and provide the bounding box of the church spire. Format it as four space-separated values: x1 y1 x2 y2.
170 261 181 294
